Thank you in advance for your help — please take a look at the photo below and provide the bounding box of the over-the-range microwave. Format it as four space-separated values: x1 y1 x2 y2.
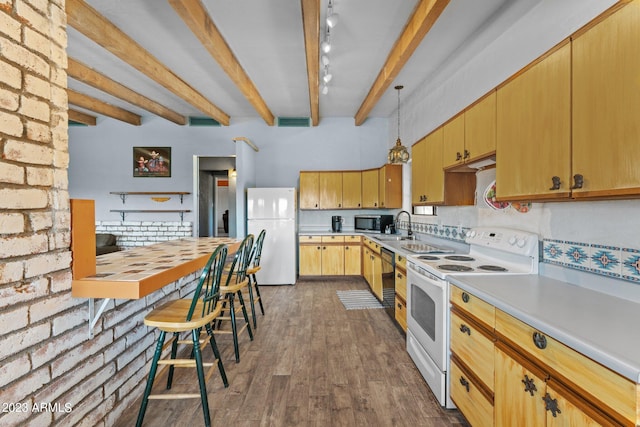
354 215 395 233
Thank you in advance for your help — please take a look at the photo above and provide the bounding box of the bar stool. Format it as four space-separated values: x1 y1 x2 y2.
215 234 254 363
246 229 266 329
136 244 229 427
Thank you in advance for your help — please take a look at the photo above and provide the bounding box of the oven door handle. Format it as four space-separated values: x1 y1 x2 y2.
408 262 442 283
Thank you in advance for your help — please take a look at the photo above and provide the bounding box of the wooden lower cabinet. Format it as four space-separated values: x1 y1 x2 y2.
299 235 361 276
450 358 494 427
362 238 382 299
395 254 407 332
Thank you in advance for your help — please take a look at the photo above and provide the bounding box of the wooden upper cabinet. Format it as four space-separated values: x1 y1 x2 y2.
378 164 402 208
319 171 342 209
411 137 428 206
496 42 571 201
465 90 496 164
442 113 465 169
361 168 379 208
424 127 445 204
342 171 362 209
299 171 320 209
572 1 640 199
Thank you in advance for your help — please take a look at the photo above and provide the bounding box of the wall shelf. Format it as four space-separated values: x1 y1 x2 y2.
110 191 190 204
110 209 191 221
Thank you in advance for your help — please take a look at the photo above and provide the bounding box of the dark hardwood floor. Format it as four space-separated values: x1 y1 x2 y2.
117 277 469 426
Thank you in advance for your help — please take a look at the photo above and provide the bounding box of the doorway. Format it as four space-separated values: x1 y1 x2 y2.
194 156 236 237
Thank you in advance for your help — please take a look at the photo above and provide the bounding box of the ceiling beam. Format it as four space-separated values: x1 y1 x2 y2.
66 0 229 125
68 108 97 126
68 57 187 125
300 0 320 126
168 0 275 126
354 0 450 126
67 89 142 125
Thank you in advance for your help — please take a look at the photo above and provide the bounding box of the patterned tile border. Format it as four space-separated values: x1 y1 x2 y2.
543 239 640 284
397 221 469 243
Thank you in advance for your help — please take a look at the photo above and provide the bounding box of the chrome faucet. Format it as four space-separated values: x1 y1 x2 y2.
396 210 413 236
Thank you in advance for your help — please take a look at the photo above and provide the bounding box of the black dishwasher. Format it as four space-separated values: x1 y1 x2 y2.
380 247 396 319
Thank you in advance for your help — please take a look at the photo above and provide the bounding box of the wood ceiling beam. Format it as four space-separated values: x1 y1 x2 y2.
66 0 229 125
68 57 187 125
168 0 275 126
67 89 142 125
301 0 320 126
354 0 450 126
68 108 97 126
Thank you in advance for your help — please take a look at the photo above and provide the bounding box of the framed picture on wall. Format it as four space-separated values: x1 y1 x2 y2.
133 147 171 177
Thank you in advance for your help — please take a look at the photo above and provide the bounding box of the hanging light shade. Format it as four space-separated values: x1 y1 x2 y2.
388 85 410 164
327 0 339 28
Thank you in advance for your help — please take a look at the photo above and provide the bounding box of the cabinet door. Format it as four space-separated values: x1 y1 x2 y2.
495 345 547 427
362 248 372 286
342 171 362 208
361 169 379 208
319 172 342 209
424 127 444 205
545 382 605 427
370 253 382 300
443 113 465 169
496 43 571 201
378 164 402 208
299 244 321 275
321 244 344 275
465 90 496 163
572 2 640 198
299 172 320 209
344 244 361 275
411 137 428 205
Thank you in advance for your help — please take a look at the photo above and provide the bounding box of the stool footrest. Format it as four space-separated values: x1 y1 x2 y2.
148 393 201 400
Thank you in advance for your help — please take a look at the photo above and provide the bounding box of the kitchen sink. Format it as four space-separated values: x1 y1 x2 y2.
373 235 415 242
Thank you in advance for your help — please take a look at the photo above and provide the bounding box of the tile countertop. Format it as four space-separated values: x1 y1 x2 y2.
448 274 640 383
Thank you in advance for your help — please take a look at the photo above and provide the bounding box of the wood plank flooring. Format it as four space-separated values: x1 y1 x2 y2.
116 277 469 426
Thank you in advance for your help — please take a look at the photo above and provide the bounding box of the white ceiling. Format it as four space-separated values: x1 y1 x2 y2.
66 0 539 125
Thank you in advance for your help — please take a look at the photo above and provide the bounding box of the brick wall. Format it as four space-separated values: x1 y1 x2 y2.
95 220 193 249
0 3 195 426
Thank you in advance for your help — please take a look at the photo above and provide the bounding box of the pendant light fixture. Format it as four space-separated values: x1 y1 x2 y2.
388 85 410 164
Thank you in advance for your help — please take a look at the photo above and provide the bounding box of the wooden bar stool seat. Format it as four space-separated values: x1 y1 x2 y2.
136 245 229 427
214 234 254 363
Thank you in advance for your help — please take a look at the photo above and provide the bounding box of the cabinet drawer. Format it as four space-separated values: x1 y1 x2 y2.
345 235 361 243
395 268 406 300
395 295 406 332
450 311 495 391
300 235 322 243
496 309 637 424
450 359 493 427
450 285 495 329
395 253 407 270
364 239 381 254
322 235 344 243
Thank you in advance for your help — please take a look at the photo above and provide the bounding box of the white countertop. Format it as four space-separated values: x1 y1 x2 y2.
447 274 640 383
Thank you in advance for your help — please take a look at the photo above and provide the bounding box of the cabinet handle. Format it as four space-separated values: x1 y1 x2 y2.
397 273 402 279
571 174 584 189
459 324 471 335
459 377 470 393
542 393 561 418
456 152 462 161
322 246 326 250
461 292 470 303
532 331 547 349
463 149 470 160
345 247 349 250
549 176 561 191
338 203 341 207
522 375 537 396
397 303 402 309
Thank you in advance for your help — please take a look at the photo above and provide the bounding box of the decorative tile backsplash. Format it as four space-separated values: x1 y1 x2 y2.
398 221 640 284
543 239 640 283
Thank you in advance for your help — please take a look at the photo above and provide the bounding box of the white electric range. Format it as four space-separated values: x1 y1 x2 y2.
405 227 539 408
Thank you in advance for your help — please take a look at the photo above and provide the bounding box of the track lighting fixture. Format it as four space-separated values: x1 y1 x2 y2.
326 0 339 28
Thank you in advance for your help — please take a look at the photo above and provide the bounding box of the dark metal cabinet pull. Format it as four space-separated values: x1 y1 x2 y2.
522 375 537 396
549 176 561 190
461 292 470 303
571 174 584 189
543 393 561 417
463 149 470 159
460 324 471 335
459 377 470 393
456 152 462 161
533 332 547 349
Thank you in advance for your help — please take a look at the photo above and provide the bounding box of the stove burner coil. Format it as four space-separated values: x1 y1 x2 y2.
478 265 508 272
438 264 473 272
418 255 440 261
444 255 475 262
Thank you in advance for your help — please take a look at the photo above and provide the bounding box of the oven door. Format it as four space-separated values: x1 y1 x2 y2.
406 262 448 372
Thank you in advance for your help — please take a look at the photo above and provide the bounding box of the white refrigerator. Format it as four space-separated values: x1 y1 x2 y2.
246 187 297 285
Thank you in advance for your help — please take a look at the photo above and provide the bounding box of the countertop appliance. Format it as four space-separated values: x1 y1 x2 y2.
354 214 394 233
331 215 343 233
247 187 297 285
405 227 539 408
